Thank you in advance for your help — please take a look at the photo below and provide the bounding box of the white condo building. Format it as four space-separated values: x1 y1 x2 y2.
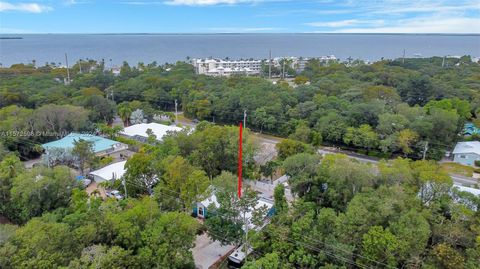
191 55 337 77
191 58 262 76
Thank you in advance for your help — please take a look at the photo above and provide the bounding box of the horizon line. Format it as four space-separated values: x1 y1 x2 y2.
1 32 480 36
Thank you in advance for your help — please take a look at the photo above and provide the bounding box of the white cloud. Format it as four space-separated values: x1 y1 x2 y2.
164 0 260 6
304 1 480 34
63 0 91 6
207 26 282 32
341 0 480 15
370 2 480 14
0 2 52 13
332 17 480 34
122 1 163 5
306 19 384 28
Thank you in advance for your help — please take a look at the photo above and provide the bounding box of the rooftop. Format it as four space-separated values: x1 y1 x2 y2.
200 192 274 230
452 141 480 155
89 161 127 182
454 184 480 196
42 133 123 153
121 123 182 141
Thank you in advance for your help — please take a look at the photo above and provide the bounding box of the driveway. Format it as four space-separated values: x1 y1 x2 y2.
192 233 235 269
85 182 107 199
22 158 42 169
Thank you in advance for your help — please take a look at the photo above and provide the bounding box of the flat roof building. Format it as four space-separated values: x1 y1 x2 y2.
121 123 183 142
192 58 262 76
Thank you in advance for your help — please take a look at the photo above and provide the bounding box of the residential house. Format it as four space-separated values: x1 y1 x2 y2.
88 161 127 183
121 122 182 143
194 192 275 230
42 133 128 165
452 141 480 166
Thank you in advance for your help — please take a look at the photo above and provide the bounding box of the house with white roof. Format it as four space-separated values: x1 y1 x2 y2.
88 161 127 183
452 141 480 166
194 192 275 230
121 123 182 142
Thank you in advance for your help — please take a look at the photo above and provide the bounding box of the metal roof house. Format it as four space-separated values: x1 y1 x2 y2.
88 161 127 183
452 141 480 166
120 123 182 142
42 133 128 156
463 123 480 136
41 133 128 167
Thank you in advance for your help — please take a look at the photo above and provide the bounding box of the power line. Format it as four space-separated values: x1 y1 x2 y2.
122 182 390 268
108 176 393 269
292 232 397 269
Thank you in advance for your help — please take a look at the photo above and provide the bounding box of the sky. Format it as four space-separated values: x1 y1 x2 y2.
0 0 479 34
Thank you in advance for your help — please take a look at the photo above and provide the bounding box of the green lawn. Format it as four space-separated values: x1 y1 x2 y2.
440 162 474 177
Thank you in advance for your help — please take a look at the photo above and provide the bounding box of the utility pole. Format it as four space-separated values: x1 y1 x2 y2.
122 178 128 199
175 99 178 123
442 56 446 68
243 210 248 263
65 53 71 85
268 50 272 79
243 110 247 129
282 58 285 79
402 49 405 64
422 141 429 160
79 59 83 73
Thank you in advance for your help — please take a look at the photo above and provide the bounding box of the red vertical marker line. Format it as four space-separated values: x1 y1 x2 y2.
238 122 243 198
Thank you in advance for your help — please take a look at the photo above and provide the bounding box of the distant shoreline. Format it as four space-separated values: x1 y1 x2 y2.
1 33 477 67
1 33 479 37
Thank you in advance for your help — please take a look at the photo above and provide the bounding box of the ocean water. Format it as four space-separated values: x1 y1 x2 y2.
0 34 479 67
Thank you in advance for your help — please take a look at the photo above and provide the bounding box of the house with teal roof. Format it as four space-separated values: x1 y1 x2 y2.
463 123 480 136
42 133 128 166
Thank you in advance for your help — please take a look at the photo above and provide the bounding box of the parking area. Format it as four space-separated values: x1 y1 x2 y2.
192 233 235 269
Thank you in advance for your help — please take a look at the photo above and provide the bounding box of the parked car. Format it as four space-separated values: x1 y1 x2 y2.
82 178 91 188
106 190 124 200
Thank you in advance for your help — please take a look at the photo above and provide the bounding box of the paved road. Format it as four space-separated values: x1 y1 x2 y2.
318 148 479 187
450 174 478 186
318 148 380 164
174 114 479 188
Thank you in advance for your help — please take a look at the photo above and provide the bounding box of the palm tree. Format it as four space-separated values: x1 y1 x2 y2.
117 103 132 127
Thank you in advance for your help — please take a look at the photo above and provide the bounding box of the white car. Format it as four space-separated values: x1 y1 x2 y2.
106 190 124 200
